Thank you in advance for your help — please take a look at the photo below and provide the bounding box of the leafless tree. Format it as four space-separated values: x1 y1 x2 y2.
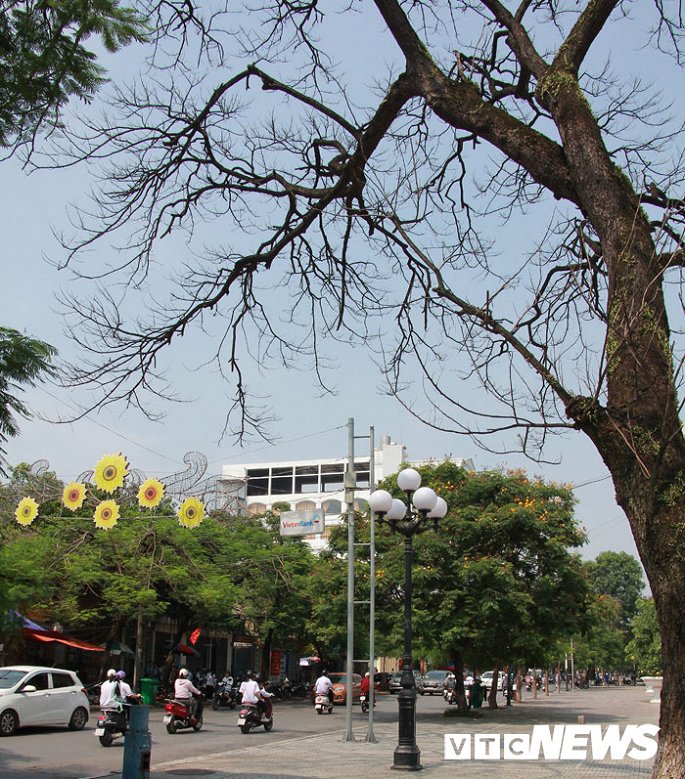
44 2 685 774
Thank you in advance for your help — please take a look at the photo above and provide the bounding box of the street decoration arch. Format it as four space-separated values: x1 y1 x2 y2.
9 451 242 530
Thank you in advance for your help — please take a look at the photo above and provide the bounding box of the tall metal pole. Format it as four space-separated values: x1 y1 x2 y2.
365 426 377 743
343 417 356 741
393 533 421 770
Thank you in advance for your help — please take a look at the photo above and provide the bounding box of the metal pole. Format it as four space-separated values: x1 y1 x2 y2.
393 533 421 770
366 426 377 743
343 417 356 742
122 705 151 779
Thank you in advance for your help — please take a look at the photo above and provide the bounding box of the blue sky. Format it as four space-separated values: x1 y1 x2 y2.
1 3 659 566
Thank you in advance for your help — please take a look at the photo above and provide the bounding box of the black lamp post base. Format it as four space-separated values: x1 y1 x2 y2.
392 744 422 771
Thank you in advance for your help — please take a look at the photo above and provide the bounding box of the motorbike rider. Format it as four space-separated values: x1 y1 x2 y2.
99 668 122 710
174 667 201 717
360 672 371 697
314 669 334 705
239 671 271 722
255 674 274 720
115 671 142 704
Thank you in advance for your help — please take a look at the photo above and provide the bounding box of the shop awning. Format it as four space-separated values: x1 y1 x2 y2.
22 627 104 652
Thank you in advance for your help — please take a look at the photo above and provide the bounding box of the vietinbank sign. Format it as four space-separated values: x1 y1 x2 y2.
444 724 659 761
279 509 324 536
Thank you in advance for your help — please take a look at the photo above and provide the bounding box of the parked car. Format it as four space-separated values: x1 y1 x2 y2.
0 665 90 737
389 671 425 694
480 670 504 691
328 672 362 704
422 670 450 695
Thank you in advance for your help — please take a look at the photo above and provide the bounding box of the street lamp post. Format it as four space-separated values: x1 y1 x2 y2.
369 468 447 771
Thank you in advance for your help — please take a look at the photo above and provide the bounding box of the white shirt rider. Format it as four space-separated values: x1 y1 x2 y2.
174 676 201 700
99 670 121 709
315 673 333 697
239 677 261 704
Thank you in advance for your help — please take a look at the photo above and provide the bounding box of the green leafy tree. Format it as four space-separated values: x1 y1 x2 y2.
0 483 316 680
572 593 626 675
0 0 147 150
317 463 589 710
585 551 645 634
0 329 56 475
626 598 662 677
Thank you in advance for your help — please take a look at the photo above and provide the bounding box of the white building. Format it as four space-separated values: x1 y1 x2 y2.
219 435 475 552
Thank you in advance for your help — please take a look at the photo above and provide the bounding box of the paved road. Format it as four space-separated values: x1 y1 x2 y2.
0 691 420 779
0 687 661 779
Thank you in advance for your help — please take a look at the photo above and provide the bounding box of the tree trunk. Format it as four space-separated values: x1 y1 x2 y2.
487 663 499 709
539 69 685 779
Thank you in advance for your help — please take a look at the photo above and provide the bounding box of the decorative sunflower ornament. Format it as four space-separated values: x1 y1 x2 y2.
177 496 205 528
137 478 165 509
93 500 120 530
15 497 39 526
62 482 87 511
93 453 129 493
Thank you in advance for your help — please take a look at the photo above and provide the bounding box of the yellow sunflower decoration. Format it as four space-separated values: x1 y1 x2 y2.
15 497 39 526
177 496 205 528
93 453 129 493
62 482 87 511
137 478 165 509
93 500 120 530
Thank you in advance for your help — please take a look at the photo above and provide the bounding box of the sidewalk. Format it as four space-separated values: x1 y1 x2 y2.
99 686 660 779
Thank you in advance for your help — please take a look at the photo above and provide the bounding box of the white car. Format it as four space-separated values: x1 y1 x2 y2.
0 665 90 736
480 670 504 691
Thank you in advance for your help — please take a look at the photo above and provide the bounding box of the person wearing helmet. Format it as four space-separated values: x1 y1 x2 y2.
115 670 142 703
174 667 201 717
239 670 272 721
314 669 333 702
99 668 121 710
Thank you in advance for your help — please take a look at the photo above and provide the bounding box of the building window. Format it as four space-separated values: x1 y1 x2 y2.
354 460 370 488
295 464 319 493
271 466 294 495
321 463 344 492
247 503 266 516
322 499 341 514
247 468 269 496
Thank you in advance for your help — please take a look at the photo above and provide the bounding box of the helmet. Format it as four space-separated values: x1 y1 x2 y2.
116 671 126 680
106 668 117 678
178 668 189 678
365 672 370 677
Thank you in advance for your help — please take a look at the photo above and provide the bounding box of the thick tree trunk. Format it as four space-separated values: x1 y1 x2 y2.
535 67 685 779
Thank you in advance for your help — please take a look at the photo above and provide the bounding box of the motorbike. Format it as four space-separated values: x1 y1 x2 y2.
360 693 376 714
94 707 127 747
164 696 204 734
314 692 333 715
212 681 240 710
238 702 274 733
94 695 140 747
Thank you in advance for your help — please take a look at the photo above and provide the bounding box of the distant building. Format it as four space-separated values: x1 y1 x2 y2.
219 435 474 552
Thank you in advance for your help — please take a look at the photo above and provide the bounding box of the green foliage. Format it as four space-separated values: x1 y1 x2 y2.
0 0 148 148
625 597 661 675
0 329 56 474
0 479 316 653
585 551 645 633
572 594 626 670
312 462 590 672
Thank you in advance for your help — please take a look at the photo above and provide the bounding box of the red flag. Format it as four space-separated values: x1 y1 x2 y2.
189 627 201 645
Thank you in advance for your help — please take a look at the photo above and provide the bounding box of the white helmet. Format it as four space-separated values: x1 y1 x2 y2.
178 668 189 678
107 668 117 678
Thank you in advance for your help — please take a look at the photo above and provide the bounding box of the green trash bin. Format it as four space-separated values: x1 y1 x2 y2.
139 677 160 705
